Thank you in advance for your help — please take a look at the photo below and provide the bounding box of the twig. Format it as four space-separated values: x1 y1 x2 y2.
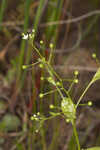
40 10 100 27
54 65 98 72
11 132 27 150
0 21 24 27
27 65 98 73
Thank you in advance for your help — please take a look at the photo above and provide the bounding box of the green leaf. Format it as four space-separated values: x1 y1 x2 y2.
91 68 100 84
82 147 100 150
0 114 21 132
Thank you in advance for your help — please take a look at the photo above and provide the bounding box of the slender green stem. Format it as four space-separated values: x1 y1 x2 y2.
48 64 71 99
33 0 44 32
49 65 62 81
22 60 40 69
45 0 63 43
17 0 31 89
41 127 47 150
48 119 60 150
33 45 43 58
33 45 72 101
43 89 58 96
68 81 74 93
46 64 64 99
48 47 54 64
72 121 80 150
76 82 92 108
32 45 64 99
43 88 63 96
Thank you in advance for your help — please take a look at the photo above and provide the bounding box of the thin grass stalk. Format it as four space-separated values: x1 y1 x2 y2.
31 0 46 114
20 43 33 89
45 1 57 42
52 0 64 44
68 134 77 150
22 0 45 113
40 127 47 150
48 119 60 150
45 0 63 43
0 0 7 30
25 0 45 113
17 0 31 89
28 132 35 150
33 0 45 32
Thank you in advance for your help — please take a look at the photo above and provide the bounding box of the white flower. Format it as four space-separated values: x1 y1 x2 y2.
32 29 35 33
22 33 28 40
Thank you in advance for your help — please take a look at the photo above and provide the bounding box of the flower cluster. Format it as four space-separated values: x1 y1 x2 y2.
61 97 76 123
30 112 45 133
30 112 41 121
22 29 35 40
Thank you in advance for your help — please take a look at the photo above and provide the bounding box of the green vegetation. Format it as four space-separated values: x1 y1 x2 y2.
22 29 100 150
